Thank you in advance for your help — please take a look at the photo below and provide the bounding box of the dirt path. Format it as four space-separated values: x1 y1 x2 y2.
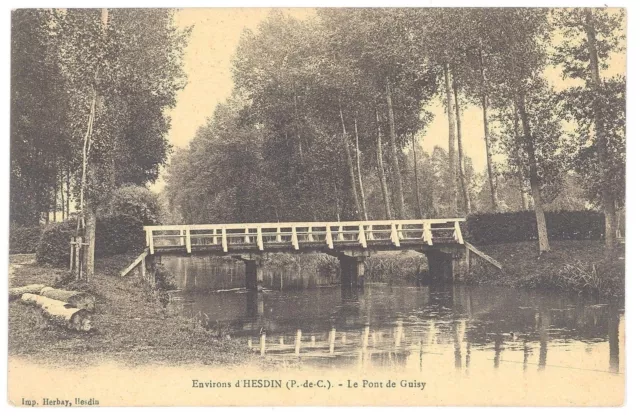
8 254 36 286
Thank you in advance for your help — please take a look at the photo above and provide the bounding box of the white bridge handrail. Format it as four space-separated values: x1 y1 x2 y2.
143 218 466 254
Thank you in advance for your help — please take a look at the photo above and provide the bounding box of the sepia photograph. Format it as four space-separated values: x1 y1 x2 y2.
6 4 627 407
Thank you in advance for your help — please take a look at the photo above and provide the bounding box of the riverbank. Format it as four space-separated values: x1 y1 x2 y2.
466 240 625 298
8 254 265 367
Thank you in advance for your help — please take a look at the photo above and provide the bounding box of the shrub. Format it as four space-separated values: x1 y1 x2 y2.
465 210 604 245
36 219 77 266
95 214 145 257
9 225 42 254
155 263 178 291
36 215 145 267
107 184 162 225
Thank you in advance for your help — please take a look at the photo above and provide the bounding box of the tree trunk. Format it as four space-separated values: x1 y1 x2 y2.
452 68 471 214
65 168 70 219
518 174 528 211
354 117 368 221
39 286 95 312
517 92 550 253
84 204 96 278
9 284 47 301
53 169 57 222
444 63 458 213
21 293 92 331
77 8 107 280
339 99 363 219
512 101 529 211
585 8 616 250
411 132 423 218
334 179 341 222
375 108 393 219
294 89 304 162
479 43 498 211
385 77 406 219
59 169 65 221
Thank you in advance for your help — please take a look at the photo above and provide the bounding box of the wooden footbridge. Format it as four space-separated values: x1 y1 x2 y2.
121 218 500 288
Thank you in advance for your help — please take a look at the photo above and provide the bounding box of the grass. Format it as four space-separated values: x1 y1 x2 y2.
8 253 269 368
465 240 625 298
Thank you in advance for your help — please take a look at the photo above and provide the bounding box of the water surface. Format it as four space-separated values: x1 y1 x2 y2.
164 255 624 376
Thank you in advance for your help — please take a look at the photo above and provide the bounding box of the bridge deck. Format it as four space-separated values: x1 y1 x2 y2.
144 219 465 255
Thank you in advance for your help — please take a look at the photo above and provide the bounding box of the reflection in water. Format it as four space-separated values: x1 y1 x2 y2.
609 308 620 373
165 255 623 377
538 309 549 371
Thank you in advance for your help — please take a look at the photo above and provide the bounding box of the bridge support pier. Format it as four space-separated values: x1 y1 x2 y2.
245 260 264 291
421 249 468 283
337 255 367 288
233 254 264 291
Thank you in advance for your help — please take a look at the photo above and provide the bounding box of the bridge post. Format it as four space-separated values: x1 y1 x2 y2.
338 255 367 288
422 249 468 283
423 250 453 283
233 254 264 291
244 259 264 291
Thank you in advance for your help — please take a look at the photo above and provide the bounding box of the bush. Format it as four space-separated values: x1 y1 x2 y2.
36 219 77 266
465 210 605 245
36 215 146 267
155 263 178 291
9 225 43 254
108 184 162 225
95 214 146 257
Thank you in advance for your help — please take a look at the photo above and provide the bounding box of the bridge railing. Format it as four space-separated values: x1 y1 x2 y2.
143 219 465 254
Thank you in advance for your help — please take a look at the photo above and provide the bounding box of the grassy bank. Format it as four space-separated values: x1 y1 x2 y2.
8 254 264 367
465 240 625 298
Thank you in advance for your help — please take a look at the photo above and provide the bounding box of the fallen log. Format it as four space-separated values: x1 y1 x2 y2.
9 284 47 301
40 287 95 312
21 293 92 331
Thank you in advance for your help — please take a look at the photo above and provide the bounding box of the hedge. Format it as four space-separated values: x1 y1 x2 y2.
9 225 43 254
36 215 146 267
464 210 605 245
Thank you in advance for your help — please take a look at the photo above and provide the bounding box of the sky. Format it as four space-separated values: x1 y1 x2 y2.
155 7 625 192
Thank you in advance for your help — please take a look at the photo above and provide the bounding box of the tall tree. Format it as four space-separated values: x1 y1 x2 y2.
553 8 626 250
452 66 471 214
443 63 458 213
487 9 555 253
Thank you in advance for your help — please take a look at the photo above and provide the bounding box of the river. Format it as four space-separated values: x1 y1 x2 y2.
163 255 624 377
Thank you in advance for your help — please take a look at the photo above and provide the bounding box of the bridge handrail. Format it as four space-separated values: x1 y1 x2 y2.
143 218 466 254
143 218 465 232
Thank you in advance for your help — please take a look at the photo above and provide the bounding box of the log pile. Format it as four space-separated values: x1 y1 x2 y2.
39 287 95 312
21 294 92 331
9 284 46 301
10 284 95 332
